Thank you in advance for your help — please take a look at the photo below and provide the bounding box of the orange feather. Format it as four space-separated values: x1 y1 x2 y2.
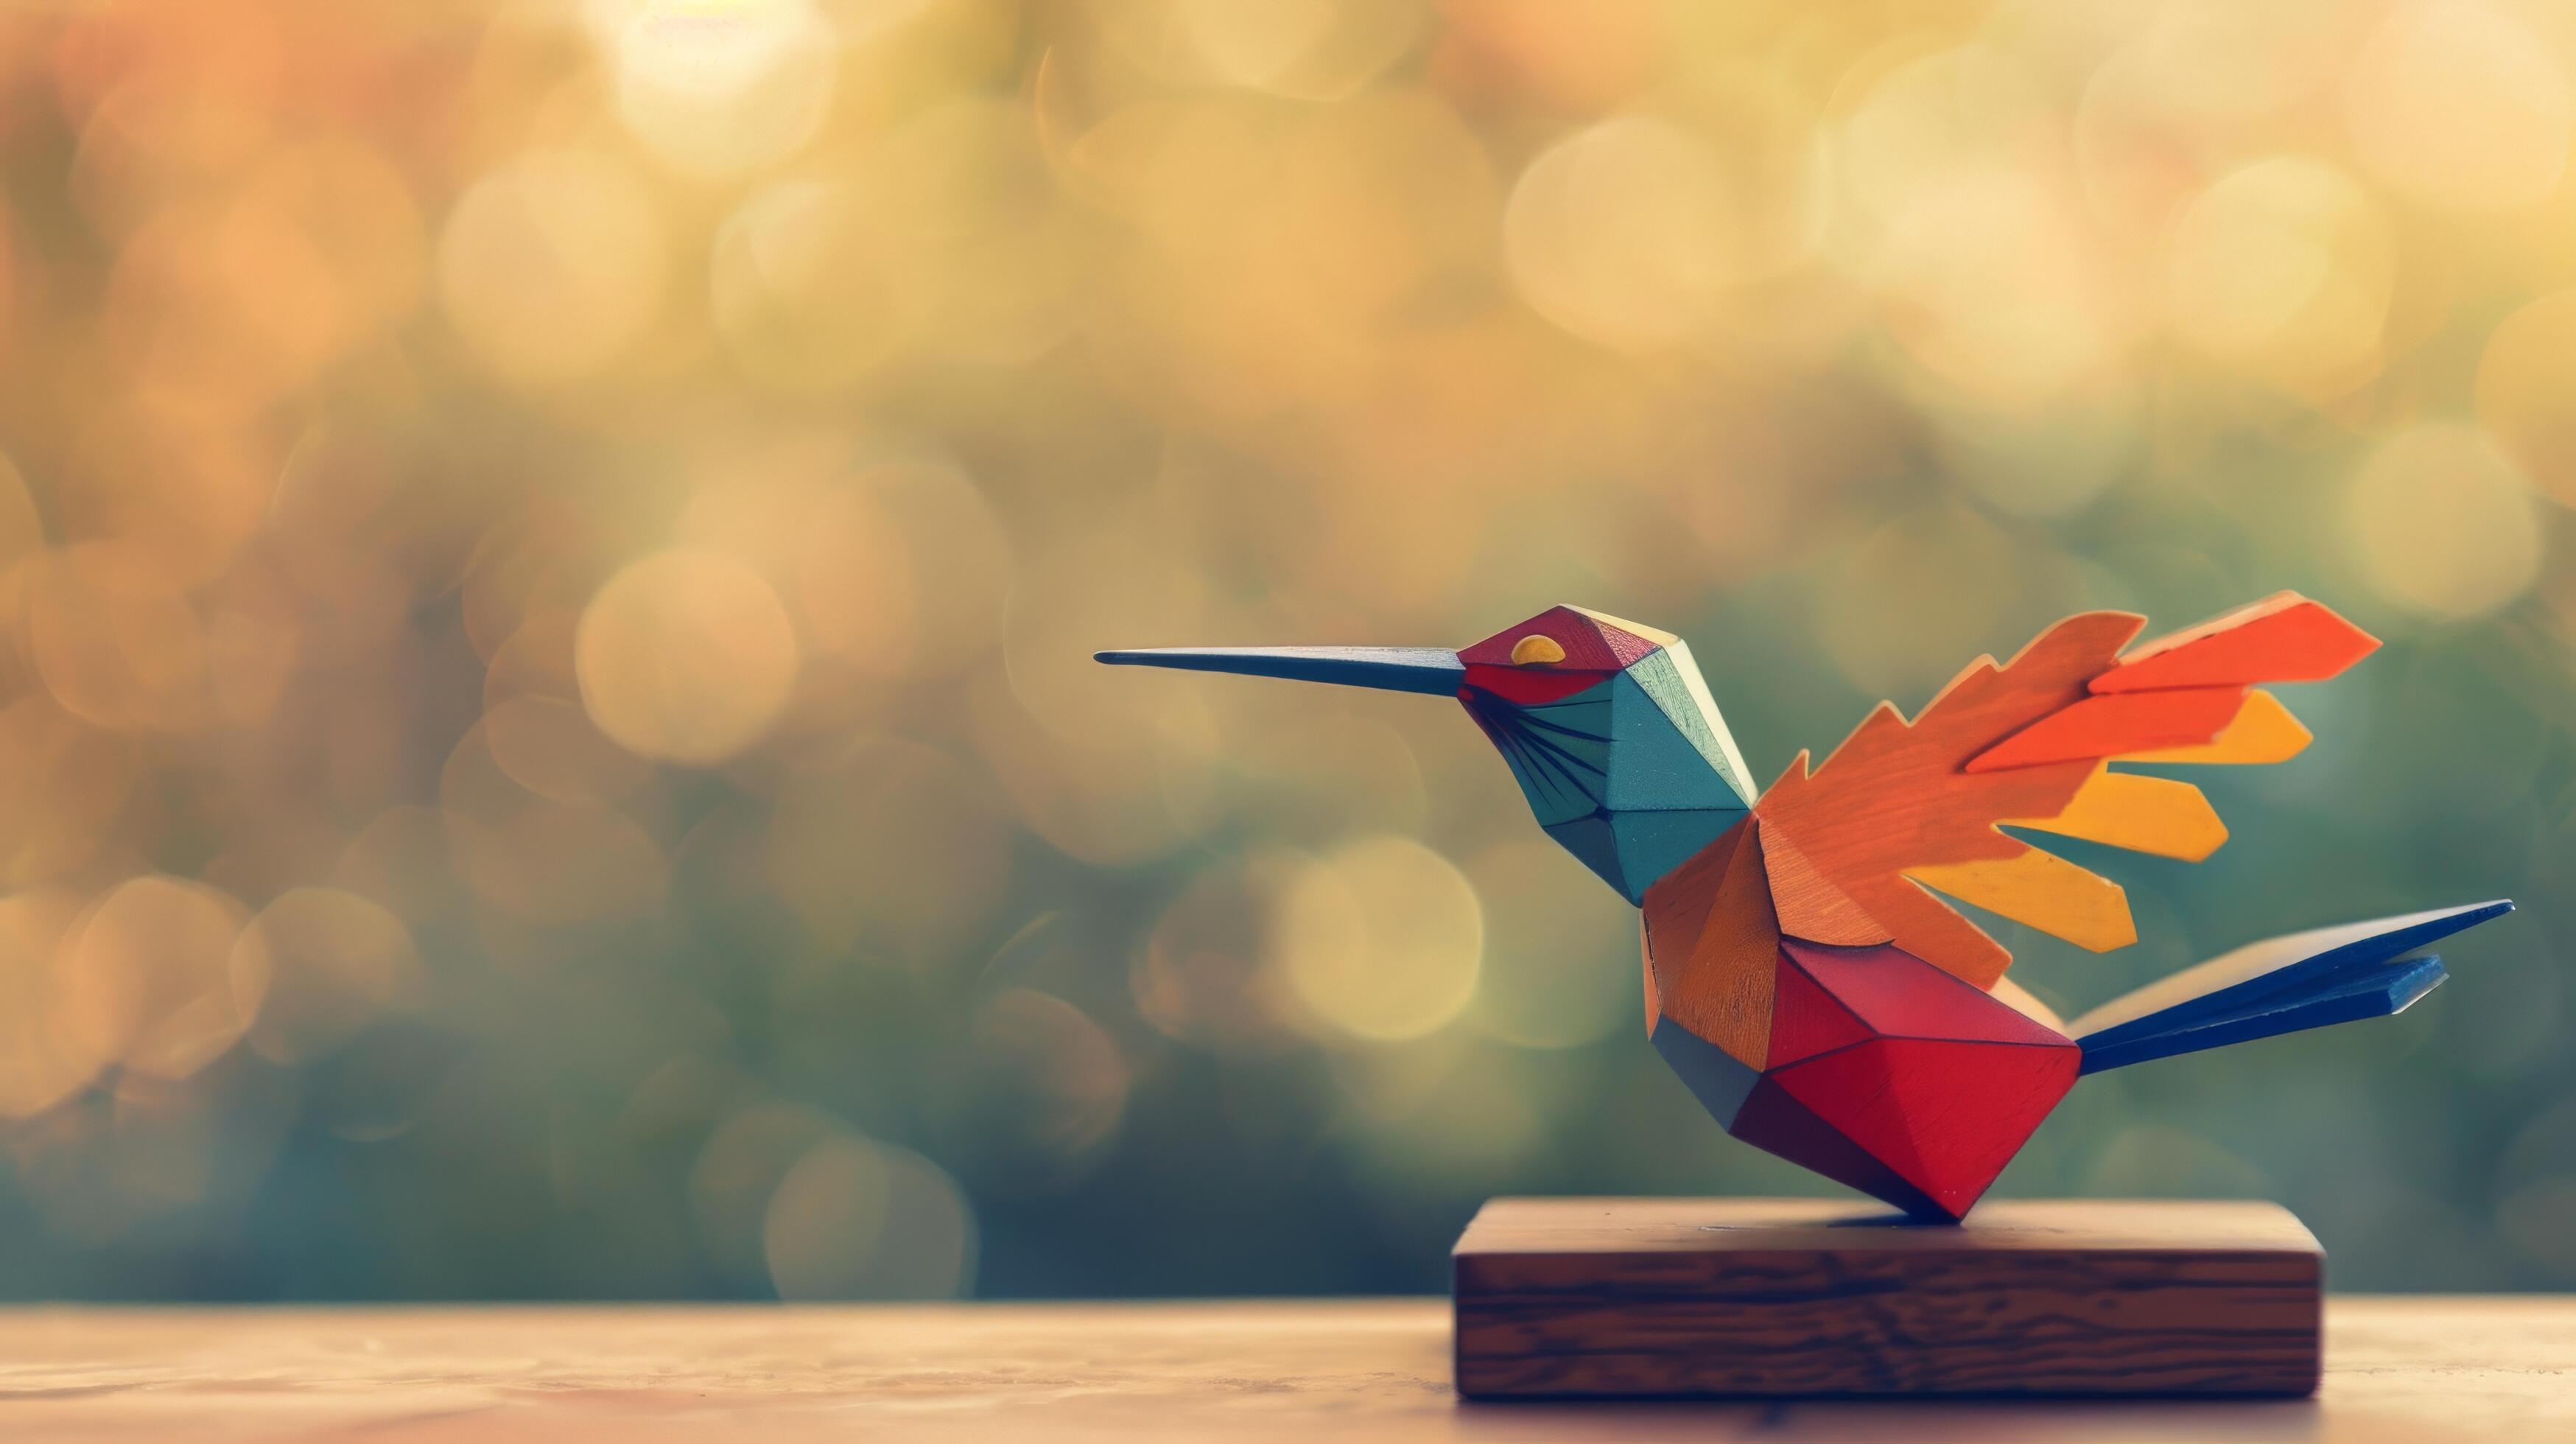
1752 612 2140 989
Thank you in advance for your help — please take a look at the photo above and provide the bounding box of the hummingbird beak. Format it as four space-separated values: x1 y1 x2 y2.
1093 645 1464 695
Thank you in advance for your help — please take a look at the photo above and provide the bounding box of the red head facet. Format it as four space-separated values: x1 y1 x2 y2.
1458 605 1668 704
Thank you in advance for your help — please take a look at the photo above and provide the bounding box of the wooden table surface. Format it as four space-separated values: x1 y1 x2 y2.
0 1299 2565 1440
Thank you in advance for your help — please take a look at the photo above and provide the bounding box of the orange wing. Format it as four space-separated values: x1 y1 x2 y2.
1749 593 2377 990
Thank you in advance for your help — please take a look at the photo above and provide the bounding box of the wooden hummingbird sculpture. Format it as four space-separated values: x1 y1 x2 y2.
1101 595 2511 1220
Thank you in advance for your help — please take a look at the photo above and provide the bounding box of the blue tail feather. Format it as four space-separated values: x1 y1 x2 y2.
2077 954 2448 1074
2071 900 2510 1076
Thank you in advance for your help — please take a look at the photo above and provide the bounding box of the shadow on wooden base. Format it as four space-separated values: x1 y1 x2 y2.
1453 1197 2322 1399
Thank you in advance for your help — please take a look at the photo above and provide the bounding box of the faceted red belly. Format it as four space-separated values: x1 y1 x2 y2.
1648 938 2080 1220
1639 814 2083 1219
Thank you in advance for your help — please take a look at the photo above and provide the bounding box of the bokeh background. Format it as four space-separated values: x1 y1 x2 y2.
0 0 2564 1301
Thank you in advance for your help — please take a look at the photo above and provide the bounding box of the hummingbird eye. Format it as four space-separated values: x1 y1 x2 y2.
1509 634 1566 667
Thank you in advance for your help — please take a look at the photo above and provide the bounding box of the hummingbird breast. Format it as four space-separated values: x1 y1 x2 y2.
1639 816 2077 1219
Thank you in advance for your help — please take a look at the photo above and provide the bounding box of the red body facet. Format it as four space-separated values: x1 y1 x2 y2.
1642 819 2082 1221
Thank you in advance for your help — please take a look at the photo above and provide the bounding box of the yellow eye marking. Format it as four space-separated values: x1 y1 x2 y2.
1510 634 1567 667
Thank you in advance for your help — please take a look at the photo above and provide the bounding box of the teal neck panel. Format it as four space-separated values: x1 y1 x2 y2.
1465 661 1754 904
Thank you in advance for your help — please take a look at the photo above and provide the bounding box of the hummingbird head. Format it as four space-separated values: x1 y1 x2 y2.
1098 606 1756 903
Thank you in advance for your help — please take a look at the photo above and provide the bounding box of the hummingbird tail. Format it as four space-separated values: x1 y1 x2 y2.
2068 900 2512 1075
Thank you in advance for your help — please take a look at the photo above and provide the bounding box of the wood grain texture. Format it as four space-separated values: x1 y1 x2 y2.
1640 816 1778 1066
1965 687 2245 771
1749 819 1891 947
2121 687 2313 763
1763 951 1870 1066
1749 595 2369 994
1770 1040 2077 1215
1750 611 2141 988
0 1294 2563 1440
1904 847 2138 952
2009 767 2228 861
1777 941 2068 1045
1454 1197 2321 1399
2094 592 2379 693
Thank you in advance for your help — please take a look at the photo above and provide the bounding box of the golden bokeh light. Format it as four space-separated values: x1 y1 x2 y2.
231 887 421 1065
2343 0 2572 212
1839 46 2052 235
1254 91 1494 330
2342 424 2544 619
2127 0 2363 126
0 698 139 889
712 180 916 390
1874 168 2116 405
1504 115 1738 350
577 548 802 764
608 0 840 179
1433 0 1655 113
688 1100 840 1282
762 1132 975 1300
673 452 917 689
22 544 214 735
2475 290 2576 508
55 409 281 587
863 99 1068 365
105 135 422 411
0 892 102 1119
482 694 658 805
66 30 283 247
50 877 256 1083
1086 0 1421 99
852 457 1011 673
971 671 1218 866
2164 157 2393 399
200 564 302 730
442 720 670 927
1272 835 1481 1044
0 452 44 569
438 148 671 388
0 0 2561 1301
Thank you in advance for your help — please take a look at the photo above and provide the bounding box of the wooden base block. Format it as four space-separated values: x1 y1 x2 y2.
1453 1197 2322 1399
